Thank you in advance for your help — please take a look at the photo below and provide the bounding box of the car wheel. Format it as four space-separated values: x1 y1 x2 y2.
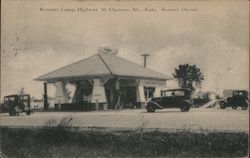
220 102 226 109
232 105 237 110
180 102 190 112
146 105 155 112
242 104 248 110
180 106 190 112
26 110 32 115
24 106 29 111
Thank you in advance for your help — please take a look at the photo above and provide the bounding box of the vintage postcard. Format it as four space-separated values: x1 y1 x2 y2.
1 0 249 157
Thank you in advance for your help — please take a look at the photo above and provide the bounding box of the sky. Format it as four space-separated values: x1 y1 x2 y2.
1 0 249 99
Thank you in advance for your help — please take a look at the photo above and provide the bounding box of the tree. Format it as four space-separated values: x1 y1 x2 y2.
173 64 204 92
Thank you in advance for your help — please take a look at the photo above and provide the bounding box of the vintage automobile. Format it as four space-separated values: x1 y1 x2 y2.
146 88 192 112
219 90 249 110
3 94 32 116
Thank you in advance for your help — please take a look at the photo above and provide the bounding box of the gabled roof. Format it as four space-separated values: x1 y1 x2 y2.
35 53 171 82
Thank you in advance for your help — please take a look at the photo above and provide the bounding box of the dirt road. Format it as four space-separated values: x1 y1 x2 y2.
0 108 248 132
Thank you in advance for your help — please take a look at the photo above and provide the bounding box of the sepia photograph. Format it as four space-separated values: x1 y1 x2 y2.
1 0 249 157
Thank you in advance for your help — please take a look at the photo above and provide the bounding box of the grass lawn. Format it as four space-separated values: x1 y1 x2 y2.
1 124 248 158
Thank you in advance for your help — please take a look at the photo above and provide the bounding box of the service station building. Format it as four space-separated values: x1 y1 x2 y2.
35 48 171 110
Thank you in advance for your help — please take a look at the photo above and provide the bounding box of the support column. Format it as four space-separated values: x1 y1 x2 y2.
155 80 167 97
114 79 123 109
72 83 82 103
43 82 48 110
110 89 114 108
54 81 69 109
154 86 162 97
136 80 145 108
115 79 120 90
91 78 107 104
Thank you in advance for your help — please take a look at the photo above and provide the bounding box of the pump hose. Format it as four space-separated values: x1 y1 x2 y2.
115 96 120 109
115 95 124 109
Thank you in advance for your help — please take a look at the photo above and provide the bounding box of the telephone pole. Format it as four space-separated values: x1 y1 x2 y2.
141 53 150 68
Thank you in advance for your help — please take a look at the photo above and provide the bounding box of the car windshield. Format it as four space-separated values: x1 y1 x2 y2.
233 91 247 96
223 90 234 97
19 95 29 100
4 97 16 102
163 90 185 97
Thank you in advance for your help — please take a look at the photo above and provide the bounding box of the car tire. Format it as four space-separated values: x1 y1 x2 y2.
180 102 190 112
146 105 155 112
24 106 29 111
26 110 32 115
242 104 248 110
232 105 237 110
220 102 226 109
180 106 190 112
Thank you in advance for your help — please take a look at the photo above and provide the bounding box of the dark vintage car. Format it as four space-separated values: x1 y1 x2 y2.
146 88 192 112
220 90 248 110
3 94 32 116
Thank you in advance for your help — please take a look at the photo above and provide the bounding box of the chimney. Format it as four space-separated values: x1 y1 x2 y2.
97 47 118 55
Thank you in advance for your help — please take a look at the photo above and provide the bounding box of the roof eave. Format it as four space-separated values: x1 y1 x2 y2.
34 74 114 82
113 74 173 81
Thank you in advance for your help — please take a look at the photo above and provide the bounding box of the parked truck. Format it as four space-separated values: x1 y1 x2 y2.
3 94 32 116
219 90 248 110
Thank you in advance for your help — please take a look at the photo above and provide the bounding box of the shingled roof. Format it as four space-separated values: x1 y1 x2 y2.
35 53 170 82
